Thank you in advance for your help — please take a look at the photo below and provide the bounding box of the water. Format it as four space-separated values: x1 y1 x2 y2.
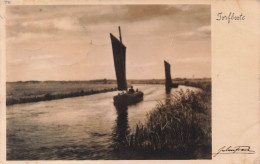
7 85 197 160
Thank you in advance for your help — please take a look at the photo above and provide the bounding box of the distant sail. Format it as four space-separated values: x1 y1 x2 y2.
164 60 172 90
110 29 127 90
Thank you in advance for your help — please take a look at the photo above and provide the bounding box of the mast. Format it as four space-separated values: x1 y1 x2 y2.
110 27 127 90
118 26 122 43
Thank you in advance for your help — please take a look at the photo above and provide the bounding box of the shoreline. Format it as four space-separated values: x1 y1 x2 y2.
6 79 211 106
6 88 117 106
6 84 206 106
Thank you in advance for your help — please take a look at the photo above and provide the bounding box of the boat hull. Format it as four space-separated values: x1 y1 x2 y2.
172 84 179 88
113 91 144 106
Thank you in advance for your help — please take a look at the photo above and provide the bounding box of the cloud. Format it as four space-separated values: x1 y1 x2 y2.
6 5 211 81
129 62 158 68
197 25 211 37
76 5 210 26
7 5 210 37
175 57 211 63
77 5 181 24
176 25 211 39
7 19 58 38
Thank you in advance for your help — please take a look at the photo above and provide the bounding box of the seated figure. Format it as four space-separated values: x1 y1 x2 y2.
128 86 135 94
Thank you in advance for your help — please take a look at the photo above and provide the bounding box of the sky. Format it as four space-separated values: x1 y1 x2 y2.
6 5 211 82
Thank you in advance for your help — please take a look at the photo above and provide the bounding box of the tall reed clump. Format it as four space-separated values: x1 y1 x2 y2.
125 83 211 159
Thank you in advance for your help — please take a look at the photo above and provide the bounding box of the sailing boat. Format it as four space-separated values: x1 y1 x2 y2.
110 26 143 106
164 60 178 91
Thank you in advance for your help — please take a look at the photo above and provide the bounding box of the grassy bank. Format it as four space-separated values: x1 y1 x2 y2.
128 78 211 86
6 81 117 105
123 81 211 159
6 79 211 106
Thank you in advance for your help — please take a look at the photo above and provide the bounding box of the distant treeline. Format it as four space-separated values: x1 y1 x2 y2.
129 78 211 86
6 88 117 106
7 79 117 84
7 78 211 85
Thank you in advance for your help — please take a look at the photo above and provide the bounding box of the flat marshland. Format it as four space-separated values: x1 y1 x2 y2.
6 80 117 105
6 78 210 106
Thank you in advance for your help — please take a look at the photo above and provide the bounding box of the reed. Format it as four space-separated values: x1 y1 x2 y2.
125 82 211 159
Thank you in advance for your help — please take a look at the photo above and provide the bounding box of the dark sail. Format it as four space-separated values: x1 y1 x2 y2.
164 60 172 90
110 29 127 90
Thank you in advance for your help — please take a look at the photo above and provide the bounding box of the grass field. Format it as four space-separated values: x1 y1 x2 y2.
6 80 117 105
6 78 210 106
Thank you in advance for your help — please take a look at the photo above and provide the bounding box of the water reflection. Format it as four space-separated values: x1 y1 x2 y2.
112 86 175 151
112 105 130 151
166 87 171 94
165 93 171 105
165 87 175 105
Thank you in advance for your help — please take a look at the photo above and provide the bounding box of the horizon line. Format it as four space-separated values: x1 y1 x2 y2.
6 77 212 83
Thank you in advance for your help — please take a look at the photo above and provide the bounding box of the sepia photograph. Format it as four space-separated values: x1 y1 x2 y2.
6 5 211 160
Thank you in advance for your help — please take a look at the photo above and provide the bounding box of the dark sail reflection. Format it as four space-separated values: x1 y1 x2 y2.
112 105 130 151
165 92 172 105
166 88 171 94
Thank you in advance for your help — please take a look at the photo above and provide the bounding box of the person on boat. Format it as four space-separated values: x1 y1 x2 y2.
128 86 135 94
136 88 138 92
